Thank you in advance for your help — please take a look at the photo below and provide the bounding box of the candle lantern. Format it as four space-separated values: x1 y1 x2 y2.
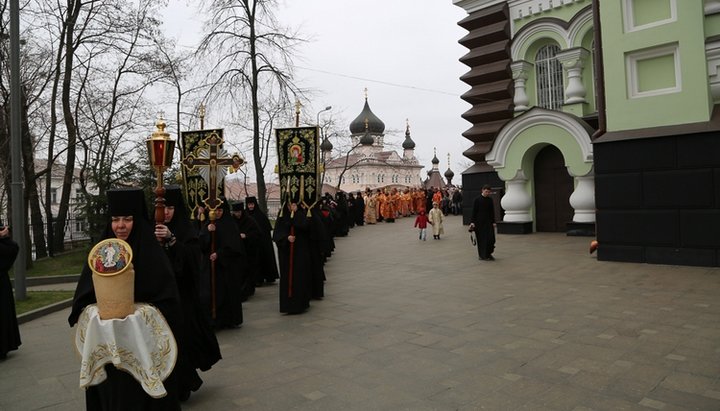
146 117 176 227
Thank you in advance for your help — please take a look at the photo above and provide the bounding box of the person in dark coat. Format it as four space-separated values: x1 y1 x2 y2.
354 191 365 226
333 192 349 237
470 185 496 261
231 201 261 295
155 186 222 400
68 188 183 410
244 197 279 284
198 200 245 328
0 223 21 360
307 205 328 300
273 199 312 314
347 193 356 228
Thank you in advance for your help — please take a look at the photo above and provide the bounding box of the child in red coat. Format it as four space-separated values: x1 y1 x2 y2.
414 209 429 241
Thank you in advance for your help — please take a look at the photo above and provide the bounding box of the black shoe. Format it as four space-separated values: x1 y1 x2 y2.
487 256 495 261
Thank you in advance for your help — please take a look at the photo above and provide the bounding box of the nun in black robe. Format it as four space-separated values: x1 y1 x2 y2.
198 200 245 328
244 196 279 284
159 187 221 379
333 192 349 237
319 201 336 257
307 205 327 300
231 202 262 295
68 188 183 410
354 192 365 226
0 225 21 359
273 201 312 314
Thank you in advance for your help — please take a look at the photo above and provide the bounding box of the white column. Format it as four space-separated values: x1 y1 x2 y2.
511 60 533 112
500 170 533 222
569 168 595 223
557 48 589 104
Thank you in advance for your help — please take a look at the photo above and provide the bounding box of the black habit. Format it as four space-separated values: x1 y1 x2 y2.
163 187 221 376
0 233 21 359
199 201 245 328
68 188 183 410
273 205 312 314
244 197 279 284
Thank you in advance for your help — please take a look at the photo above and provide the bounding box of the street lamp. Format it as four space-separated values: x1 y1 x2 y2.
316 106 332 189
316 105 332 126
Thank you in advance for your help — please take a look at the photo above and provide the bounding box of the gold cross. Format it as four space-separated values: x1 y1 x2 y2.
181 132 238 211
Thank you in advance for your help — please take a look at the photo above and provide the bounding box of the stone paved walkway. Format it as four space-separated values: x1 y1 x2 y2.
2 215 720 410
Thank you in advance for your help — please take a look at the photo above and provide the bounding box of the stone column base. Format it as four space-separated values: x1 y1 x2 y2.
497 221 533 234
566 222 595 237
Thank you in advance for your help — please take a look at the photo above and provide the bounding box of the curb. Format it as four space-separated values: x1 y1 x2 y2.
17 298 74 325
11 274 80 288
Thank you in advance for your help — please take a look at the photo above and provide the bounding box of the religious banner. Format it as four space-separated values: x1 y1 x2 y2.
180 129 235 218
275 126 320 209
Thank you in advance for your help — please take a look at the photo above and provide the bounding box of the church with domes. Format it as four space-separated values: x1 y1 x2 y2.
322 94 424 193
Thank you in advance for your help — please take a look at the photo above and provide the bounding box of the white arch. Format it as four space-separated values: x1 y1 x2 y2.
567 9 594 48
486 108 593 168
512 21 569 61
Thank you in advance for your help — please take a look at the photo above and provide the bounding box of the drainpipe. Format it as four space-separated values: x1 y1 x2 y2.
591 0 606 140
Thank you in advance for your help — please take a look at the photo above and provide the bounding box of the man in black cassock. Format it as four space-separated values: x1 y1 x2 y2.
244 197 279 284
273 200 312 314
470 184 496 261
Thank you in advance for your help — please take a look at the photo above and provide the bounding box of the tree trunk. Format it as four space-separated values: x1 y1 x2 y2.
53 0 82 252
248 2 268 214
20 89 45 261
0 103 10 223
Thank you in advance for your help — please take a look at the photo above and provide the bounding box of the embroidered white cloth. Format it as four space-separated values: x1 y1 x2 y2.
75 304 177 398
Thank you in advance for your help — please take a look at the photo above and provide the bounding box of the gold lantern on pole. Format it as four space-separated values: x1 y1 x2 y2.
146 117 176 227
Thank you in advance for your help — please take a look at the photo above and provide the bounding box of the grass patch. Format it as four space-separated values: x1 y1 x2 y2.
11 247 88 278
14 291 74 315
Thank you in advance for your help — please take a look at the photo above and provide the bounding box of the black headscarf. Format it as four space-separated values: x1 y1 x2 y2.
164 185 197 244
68 188 181 328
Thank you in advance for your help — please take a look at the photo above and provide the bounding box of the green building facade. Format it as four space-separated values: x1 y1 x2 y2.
454 0 720 266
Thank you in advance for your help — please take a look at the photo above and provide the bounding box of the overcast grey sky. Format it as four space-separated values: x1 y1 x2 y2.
166 0 471 179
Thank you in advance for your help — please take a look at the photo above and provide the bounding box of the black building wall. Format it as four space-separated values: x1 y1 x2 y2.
461 170 504 225
594 132 720 267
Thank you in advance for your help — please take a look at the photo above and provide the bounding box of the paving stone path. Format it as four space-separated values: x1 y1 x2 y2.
2 215 720 410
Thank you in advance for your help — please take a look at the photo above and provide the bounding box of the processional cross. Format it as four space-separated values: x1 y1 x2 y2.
182 132 241 213
181 131 242 319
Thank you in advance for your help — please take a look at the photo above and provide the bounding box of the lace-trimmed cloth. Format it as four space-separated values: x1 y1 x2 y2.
75 303 177 398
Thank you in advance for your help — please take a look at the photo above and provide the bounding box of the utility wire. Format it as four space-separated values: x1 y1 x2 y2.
295 66 458 96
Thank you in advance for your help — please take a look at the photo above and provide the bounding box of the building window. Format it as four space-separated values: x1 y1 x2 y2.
623 0 676 33
626 44 680 98
536 44 564 110
51 188 58 204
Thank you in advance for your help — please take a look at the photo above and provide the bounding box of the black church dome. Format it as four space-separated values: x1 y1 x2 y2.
444 168 455 179
431 153 439 164
320 138 333 152
359 129 374 146
349 99 385 135
402 125 416 149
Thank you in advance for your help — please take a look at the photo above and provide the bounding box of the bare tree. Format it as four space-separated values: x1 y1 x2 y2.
197 0 305 213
